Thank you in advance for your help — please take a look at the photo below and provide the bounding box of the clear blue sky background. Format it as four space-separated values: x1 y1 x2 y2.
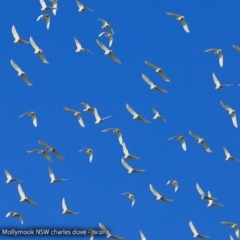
1 0 240 239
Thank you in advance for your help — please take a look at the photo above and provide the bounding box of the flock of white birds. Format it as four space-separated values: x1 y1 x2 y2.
3 0 240 239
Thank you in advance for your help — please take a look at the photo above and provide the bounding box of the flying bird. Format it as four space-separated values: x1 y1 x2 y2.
212 73 232 89
38 140 64 160
75 0 93 12
10 60 33 86
64 107 85 127
223 147 240 162
99 222 124 240
126 103 150 123
167 180 178 192
93 107 111 124
48 167 67 184
140 230 146 240
121 192 135 207
74 37 92 53
30 37 49 64
81 102 94 114
166 12 190 33
196 183 217 200
39 0 57 11
37 14 50 29
49 0 58 15
98 18 114 34
145 61 170 82
152 107 167 123
189 131 212 153
149 184 173 202
98 32 113 47
102 128 124 145
4 169 21 184
62 198 78 214
189 221 209 238
220 101 238 128
18 184 37 205
121 158 145 174
96 40 121 64
168 135 186 151
221 222 239 239
122 142 140 160
19 111 37 127
6 212 23 224
27 149 52 162
205 48 223 67
207 191 224 207
142 74 168 93
79 148 93 163
11 25 29 44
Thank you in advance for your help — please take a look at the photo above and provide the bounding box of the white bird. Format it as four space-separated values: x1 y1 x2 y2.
74 37 92 53
38 140 64 160
81 102 94 114
223 147 240 162
196 183 217 200
140 230 146 240
39 0 57 11
220 101 238 128
30 37 49 64
64 107 85 127
126 103 150 123
167 180 178 192
37 14 51 29
122 142 140 160
221 222 239 239
98 32 113 47
205 48 223 67
93 107 111 124
6 212 23 224
98 18 114 34
62 198 78 214
75 0 93 12
121 158 145 174
152 107 167 123
142 74 168 93
4 169 21 184
233 45 240 53
166 12 190 33
99 222 124 240
189 221 210 238
145 61 170 82
79 148 93 163
121 192 135 207
212 73 232 89
149 184 173 202
18 184 37 205
49 0 58 15
27 149 52 162
168 135 186 151
10 60 33 86
102 128 124 145
189 131 212 153
96 40 121 64
48 167 67 184
207 191 224 207
11 25 29 44
19 111 37 127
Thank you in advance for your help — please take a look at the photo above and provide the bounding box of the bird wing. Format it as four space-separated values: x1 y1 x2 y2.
121 158 132 171
40 0 47 8
223 147 230 158
205 48 218 52
96 39 109 52
10 60 22 74
181 18 190 33
31 113 37 127
201 141 212 153
231 112 238 128
46 16 50 29
38 52 49 64
21 74 33 86
221 222 236 227
145 60 159 70
189 221 198 235
102 128 117 132
85 6 94 11
89 153 93 163
166 12 181 18
149 184 161 198
12 25 20 40
99 222 108 232
75 0 83 8
53 150 64 160
126 103 137 117
212 73 220 87
25 198 37 205
48 166 55 181
30 37 39 51
189 130 201 140
233 45 240 52
38 140 52 150
64 107 77 114
93 108 101 122
109 52 121 64
37 14 44 21
196 183 205 197
220 101 231 111
4 169 11 180
122 142 129 156
140 230 146 240
162 196 173 202
219 52 223 67
17 214 23 224
142 74 154 87
77 115 85 127
155 86 168 93
18 184 26 199
180 138 187 151
43 151 52 162
159 70 170 82
74 37 82 49
62 198 67 211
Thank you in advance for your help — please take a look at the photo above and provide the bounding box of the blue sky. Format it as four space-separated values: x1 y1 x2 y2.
1 0 240 239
